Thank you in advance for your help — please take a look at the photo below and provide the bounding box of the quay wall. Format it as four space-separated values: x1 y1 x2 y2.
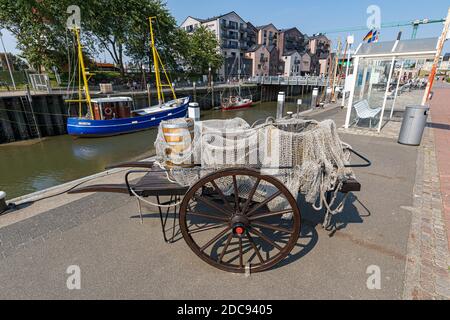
0 84 318 144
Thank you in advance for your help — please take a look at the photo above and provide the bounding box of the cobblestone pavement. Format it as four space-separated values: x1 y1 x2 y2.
430 86 450 251
403 87 450 300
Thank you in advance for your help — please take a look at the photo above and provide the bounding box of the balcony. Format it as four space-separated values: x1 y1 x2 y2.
222 32 238 40
222 42 239 49
221 21 238 30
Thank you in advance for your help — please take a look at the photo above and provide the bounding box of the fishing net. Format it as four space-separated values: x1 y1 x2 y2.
154 117 354 223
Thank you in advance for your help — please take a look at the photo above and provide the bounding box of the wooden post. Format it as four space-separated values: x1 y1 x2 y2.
422 7 450 105
147 83 152 107
211 81 215 108
193 82 197 102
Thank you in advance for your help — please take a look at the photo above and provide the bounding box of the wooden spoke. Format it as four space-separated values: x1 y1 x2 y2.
210 180 235 213
241 178 261 214
249 228 283 251
187 211 229 222
249 209 294 221
251 221 294 234
239 237 243 268
179 168 301 273
194 195 232 217
188 223 229 235
247 233 264 264
200 226 232 252
232 175 240 212
219 233 233 263
246 190 282 217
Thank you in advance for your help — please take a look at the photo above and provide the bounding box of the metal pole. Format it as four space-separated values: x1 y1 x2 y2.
211 81 214 108
422 7 450 105
276 92 285 119
344 56 360 128
147 83 152 107
390 61 404 119
377 56 396 133
342 42 353 108
193 82 197 102
0 30 16 90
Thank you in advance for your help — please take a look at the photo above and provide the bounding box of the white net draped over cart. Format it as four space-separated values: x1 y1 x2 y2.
154 117 354 218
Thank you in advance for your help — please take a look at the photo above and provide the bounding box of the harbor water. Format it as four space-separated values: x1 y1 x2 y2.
0 99 311 199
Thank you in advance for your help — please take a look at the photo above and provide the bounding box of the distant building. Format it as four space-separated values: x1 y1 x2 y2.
308 34 331 75
245 45 270 77
95 62 120 72
180 11 254 78
277 28 308 59
254 24 281 75
256 24 279 48
180 12 332 78
281 51 311 76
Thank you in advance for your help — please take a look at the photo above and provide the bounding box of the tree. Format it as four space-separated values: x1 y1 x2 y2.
0 0 71 72
185 26 223 76
80 0 185 76
0 0 184 76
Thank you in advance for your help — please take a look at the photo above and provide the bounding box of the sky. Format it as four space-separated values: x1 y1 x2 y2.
0 0 449 61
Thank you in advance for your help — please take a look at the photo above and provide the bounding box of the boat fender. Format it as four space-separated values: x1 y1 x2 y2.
104 107 113 116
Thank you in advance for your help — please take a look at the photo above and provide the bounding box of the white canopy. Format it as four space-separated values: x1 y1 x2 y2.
344 38 438 132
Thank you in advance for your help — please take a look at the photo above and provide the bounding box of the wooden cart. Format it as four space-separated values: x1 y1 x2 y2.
69 148 370 273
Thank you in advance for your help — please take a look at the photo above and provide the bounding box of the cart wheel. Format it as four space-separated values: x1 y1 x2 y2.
179 168 301 273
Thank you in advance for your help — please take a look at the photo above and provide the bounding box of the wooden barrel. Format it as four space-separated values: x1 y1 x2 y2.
162 119 195 168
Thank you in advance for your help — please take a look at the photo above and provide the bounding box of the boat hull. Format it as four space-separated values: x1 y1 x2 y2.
67 102 189 137
222 100 253 111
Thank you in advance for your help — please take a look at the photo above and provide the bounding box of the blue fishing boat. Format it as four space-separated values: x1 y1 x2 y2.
66 17 190 138
67 97 190 137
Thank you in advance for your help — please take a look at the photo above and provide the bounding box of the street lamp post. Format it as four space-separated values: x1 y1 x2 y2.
0 30 17 90
341 35 354 108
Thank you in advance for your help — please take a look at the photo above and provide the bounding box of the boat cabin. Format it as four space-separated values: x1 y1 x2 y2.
91 97 133 120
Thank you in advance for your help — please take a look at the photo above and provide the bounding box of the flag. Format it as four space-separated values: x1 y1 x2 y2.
364 29 379 43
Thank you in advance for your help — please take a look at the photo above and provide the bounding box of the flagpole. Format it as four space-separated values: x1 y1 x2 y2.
421 7 450 105
0 30 16 90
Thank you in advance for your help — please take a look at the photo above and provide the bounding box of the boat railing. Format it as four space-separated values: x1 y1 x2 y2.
244 76 328 86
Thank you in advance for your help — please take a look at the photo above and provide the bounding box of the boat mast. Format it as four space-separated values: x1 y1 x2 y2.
75 27 94 119
238 45 241 97
148 17 177 107
66 27 94 120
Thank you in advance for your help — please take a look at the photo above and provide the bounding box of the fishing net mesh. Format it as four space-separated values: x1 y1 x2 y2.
154 117 354 216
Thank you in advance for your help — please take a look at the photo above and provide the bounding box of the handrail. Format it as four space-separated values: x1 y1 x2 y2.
344 148 372 168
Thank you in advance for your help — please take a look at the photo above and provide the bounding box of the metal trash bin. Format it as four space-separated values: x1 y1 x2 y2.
398 105 430 146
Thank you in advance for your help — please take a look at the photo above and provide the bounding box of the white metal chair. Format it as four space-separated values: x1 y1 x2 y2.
353 100 382 128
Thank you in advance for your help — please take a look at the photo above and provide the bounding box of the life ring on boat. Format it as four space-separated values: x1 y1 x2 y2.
104 107 113 116
230 97 237 104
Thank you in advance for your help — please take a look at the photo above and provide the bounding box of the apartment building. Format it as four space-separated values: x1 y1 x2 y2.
309 34 332 75
245 45 270 77
180 12 331 77
180 11 256 78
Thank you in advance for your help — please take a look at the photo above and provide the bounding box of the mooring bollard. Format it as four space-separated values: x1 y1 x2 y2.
276 92 286 120
310 88 318 109
0 191 7 213
297 99 302 115
188 102 200 122
326 87 332 103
